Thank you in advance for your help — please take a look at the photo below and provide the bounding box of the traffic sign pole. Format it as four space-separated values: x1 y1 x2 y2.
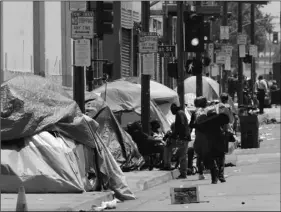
141 1 151 135
251 3 256 97
176 1 185 110
237 2 244 106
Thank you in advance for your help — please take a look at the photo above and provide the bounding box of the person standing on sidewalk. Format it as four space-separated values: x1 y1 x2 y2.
255 75 269 114
189 96 209 180
169 103 191 179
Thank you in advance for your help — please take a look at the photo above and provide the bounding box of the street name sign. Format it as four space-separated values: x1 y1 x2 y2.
71 11 94 39
196 6 222 16
158 45 175 57
220 26 229 40
237 33 247 45
139 32 158 53
70 1 87 11
74 39 91 67
249 45 258 58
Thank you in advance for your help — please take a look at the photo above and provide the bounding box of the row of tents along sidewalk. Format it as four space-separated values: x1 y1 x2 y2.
1 75 136 200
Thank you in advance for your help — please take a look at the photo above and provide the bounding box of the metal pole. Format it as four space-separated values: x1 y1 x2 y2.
250 3 256 96
237 2 243 106
0 1 3 84
221 1 228 93
176 1 185 110
141 1 151 135
195 1 202 97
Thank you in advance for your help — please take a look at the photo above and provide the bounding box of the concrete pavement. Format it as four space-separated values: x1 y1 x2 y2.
1 109 279 211
111 125 280 211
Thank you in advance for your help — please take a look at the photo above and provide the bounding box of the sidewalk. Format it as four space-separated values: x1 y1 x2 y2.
2 109 279 211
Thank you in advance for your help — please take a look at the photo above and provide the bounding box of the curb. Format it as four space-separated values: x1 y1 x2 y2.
136 169 180 192
56 191 114 211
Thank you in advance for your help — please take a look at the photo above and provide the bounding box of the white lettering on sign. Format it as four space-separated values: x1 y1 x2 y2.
71 11 94 39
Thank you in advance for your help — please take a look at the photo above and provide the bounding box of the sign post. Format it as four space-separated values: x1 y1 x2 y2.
71 10 94 113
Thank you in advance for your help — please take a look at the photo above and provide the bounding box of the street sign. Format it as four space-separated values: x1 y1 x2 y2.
222 45 233 56
225 56 231 70
195 6 222 16
239 45 246 58
71 11 94 39
158 45 175 53
139 32 158 53
249 45 258 58
237 33 247 45
70 1 87 11
74 39 91 67
216 53 226 64
142 54 155 75
150 10 165 16
220 26 229 40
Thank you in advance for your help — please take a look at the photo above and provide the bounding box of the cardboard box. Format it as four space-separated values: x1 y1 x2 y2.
170 186 200 204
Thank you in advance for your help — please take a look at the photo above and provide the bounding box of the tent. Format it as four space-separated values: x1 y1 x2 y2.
123 77 180 125
174 76 220 101
1 75 135 200
93 79 170 133
64 87 145 172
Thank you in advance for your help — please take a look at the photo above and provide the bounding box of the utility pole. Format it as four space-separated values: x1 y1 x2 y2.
0 1 3 84
221 1 228 93
195 1 202 97
237 2 243 106
176 1 185 110
250 3 256 96
141 1 151 135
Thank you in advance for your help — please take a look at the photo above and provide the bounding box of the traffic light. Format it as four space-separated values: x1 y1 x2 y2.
273 32 279 44
203 21 211 43
167 62 178 79
185 57 203 75
103 62 113 79
184 12 204 52
243 54 252 64
96 1 114 38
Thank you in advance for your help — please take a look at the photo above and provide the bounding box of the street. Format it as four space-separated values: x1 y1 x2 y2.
113 123 280 211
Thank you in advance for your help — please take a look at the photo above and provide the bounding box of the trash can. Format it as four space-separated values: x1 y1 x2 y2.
239 114 259 149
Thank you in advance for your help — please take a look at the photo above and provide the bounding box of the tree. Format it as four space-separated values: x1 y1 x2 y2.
212 2 275 68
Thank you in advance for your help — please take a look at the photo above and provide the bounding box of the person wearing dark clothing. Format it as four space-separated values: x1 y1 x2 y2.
201 112 229 184
227 73 238 100
189 97 208 180
164 103 191 179
255 75 268 114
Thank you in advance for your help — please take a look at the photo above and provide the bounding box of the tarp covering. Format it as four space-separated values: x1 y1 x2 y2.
174 76 220 100
123 77 179 104
1 75 135 200
63 88 145 172
84 93 145 172
93 80 170 133
123 77 180 126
